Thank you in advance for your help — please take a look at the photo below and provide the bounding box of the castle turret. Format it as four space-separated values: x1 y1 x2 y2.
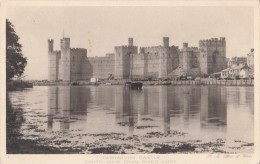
128 38 133 47
61 37 70 50
114 38 138 79
48 39 54 52
183 43 188 49
60 37 71 81
163 37 169 47
182 42 192 70
48 39 59 82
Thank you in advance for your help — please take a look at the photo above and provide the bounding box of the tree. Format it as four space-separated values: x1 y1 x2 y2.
6 19 27 81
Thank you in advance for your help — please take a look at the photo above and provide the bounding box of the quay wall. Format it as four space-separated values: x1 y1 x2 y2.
171 79 254 86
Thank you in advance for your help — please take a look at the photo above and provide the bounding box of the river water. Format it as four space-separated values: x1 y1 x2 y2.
8 85 254 153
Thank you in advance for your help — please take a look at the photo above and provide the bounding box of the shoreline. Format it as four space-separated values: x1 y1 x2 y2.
31 79 254 87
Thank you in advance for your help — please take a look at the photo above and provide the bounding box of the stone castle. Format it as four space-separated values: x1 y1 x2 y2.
48 37 227 81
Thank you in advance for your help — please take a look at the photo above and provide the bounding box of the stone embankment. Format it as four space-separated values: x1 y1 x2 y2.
32 79 254 86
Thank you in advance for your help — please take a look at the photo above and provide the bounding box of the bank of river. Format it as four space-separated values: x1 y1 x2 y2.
32 79 254 87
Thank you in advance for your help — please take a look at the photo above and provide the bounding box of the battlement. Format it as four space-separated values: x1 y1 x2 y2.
115 45 137 49
183 43 188 48
70 48 87 51
132 53 146 59
140 46 165 53
199 37 226 47
163 37 169 47
61 37 70 49
53 50 61 54
105 53 115 58
181 43 199 52
115 45 137 50
128 38 133 46
48 39 54 52
114 45 138 54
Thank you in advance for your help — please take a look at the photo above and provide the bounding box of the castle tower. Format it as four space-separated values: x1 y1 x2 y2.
163 37 169 47
48 39 54 52
159 37 172 78
60 37 71 81
48 39 59 82
128 38 133 46
114 38 138 79
182 42 192 70
199 37 227 75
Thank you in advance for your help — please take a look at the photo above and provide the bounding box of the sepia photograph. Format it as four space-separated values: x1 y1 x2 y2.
2 0 259 163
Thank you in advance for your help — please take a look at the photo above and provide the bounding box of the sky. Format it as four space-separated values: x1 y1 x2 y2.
7 6 254 80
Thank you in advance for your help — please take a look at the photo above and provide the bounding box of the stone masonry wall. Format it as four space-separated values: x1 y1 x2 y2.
70 48 87 81
88 54 115 79
199 37 226 75
48 37 227 82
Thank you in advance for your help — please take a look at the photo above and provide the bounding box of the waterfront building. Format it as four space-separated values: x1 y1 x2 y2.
227 57 247 68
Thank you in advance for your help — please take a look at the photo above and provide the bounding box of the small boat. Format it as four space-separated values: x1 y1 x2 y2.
125 82 143 90
105 82 112 85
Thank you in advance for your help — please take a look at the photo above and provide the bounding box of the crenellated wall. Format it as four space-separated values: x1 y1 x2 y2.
114 42 138 79
48 37 228 82
138 44 179 79
131 53 146 78
88 54 115 79
199 37 227 75
70 48 87 81
179 43 199 70
60 38 71 81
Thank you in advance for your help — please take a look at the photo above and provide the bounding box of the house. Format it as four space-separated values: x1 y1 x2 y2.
228 64 245 78
221 64 252 79
221 68 230 79
240 67 253 78
227 57 247 68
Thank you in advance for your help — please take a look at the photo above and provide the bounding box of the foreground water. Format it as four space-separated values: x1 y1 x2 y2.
8 85 254 153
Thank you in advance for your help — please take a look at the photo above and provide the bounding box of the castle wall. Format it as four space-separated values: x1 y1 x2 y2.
70 48 87 81
48 37 227 81
199 38 227 75
142 47 160 78
48 51 60 81
170 46 180 70
88 53 115 79
131 53 146 78
81 59 93 80
140 45 177 79
114 46 138 79
158 47 171 78
60 38 71 81
181 45 199 70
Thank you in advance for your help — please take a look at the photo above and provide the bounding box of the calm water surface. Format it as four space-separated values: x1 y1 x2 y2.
9 85 254 143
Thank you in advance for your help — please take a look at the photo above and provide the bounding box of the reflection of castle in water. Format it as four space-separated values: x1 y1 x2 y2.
114 86 227 134
48 85 228 133
48 86 89 131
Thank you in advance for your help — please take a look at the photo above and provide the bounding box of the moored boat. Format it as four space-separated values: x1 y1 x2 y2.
125 82 143 90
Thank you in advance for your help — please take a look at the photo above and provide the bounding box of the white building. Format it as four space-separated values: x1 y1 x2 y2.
221 64 252 79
